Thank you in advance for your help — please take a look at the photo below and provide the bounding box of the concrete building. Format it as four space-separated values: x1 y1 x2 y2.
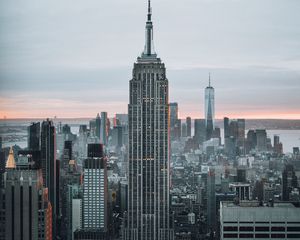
229 183 251 201
1 152 52 240
83 144 107 231
220 201 300 240
72 198 82 240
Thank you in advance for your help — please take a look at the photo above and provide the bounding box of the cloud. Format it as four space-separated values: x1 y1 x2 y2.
0 0 300 118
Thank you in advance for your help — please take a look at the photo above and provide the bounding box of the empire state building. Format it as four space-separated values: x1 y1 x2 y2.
124 1 173 239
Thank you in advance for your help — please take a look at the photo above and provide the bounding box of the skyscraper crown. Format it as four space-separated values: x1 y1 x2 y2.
139 0 158 62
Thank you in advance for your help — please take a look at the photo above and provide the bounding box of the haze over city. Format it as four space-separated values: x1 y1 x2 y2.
1 0 300 119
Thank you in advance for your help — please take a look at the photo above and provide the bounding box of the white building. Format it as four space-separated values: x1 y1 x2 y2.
72 198 82 240
83 157 107 231
220 201 300 240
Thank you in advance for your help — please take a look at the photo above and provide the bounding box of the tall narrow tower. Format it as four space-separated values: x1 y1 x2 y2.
125 1 173 239
41 119 56 238
205 74 215 140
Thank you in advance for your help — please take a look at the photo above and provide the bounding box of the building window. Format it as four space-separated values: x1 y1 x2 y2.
224 226 238 231
287 234 300 238
255 234 269 238
239 226 253 231
287 227 300 232
255 226 269 231
224 233 238 238
271 226 285 232
239 233 253 238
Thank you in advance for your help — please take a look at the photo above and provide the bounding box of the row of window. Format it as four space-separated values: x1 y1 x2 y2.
224 226 300 232
224 233 300 238
224 221 300 224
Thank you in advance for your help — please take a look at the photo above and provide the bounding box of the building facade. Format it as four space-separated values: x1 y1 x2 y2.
2 166 52 240
28 122 40 151
83 145 107 231
41 119 57 238
124 1 173 239
220 201 300 240
100 112 108 145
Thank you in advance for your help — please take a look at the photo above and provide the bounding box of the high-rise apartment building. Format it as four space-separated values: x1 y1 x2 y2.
83 144 107 231
124 1 173 239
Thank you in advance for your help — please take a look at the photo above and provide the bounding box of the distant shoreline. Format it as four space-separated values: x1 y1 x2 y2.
1 118 300 130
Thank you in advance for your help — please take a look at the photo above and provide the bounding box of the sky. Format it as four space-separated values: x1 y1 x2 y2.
0 0 300 119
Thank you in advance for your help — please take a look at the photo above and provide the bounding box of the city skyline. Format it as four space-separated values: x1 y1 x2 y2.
1 0 300 119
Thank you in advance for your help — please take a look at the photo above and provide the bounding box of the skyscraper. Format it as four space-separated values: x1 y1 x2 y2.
205 74 214 140
194 119 206 145
1 150 52 240
95 113 101 139
100 112 108 145
28 122 40 150
83 144 107 231
125 1 173 239
207 168 216 231
282 164 298 201
256 129 267 152
170 102 178 128
186 117 191 137
41 119 57 238
170 102 181 140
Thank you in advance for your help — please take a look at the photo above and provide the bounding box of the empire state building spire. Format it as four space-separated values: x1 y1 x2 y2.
142 0 156 58
124 1 173 239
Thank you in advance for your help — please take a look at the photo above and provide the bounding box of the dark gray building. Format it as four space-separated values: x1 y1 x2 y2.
2 165 52 240
256 129 267 152
170 103 181 140
282 164 298 201
207 169 216 231
194 119 206 145
41 119 57 238
95 113 101 139
100 112 108 145
28 122 40 151
186 117 192 137
124 1 173 239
